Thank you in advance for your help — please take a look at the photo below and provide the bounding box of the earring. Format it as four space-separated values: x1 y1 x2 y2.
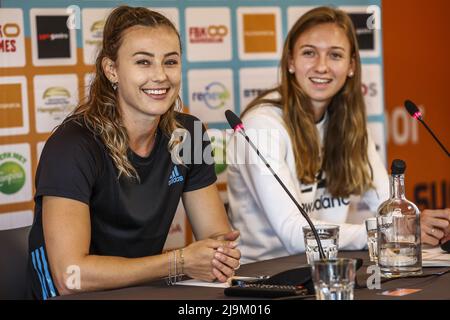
111 81 118 91
348 71 354 78
288 68 295 74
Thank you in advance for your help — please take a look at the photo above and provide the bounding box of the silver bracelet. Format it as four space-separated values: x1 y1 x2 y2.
166 251 173 285
173 250 177 284
178 248 185 282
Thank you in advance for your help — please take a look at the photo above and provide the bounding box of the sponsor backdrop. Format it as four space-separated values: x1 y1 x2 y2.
383 0 450 213
0 0 384 249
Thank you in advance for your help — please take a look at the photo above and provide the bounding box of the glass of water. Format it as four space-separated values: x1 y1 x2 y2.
302 225 339 264
365 217 378 263
312 258 357 300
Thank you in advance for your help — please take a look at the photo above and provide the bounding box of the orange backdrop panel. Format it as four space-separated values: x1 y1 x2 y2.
383 0 450 210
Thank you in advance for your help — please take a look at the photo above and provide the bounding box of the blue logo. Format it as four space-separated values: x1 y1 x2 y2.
192 82 230 109
168 165 184 186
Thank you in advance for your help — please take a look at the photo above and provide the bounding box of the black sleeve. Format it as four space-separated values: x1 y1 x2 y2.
35 122 102 204
178 114 217 192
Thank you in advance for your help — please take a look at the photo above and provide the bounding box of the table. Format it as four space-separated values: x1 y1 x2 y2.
56 251 450 300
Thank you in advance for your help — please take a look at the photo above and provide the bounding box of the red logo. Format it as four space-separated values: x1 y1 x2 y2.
0 23 20 53
189 25 228 44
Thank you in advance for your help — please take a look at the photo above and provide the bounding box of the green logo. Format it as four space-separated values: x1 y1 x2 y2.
211 136 227 175
0 161 26 195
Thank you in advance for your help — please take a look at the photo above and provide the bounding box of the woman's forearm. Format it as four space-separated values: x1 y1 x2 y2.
55 252 170 295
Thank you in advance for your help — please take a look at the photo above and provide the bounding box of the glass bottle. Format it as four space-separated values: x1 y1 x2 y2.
377 159 422 277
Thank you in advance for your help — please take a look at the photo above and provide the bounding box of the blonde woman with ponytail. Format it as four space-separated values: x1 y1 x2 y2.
227 6 390 263
27 6 239 300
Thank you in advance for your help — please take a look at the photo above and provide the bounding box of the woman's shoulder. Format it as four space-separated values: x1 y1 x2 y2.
243 91 283 121
242 102 284 130
175 111 204 133
45 117 101 153
175 111 199 124
244 105 282 119
51 117 93 138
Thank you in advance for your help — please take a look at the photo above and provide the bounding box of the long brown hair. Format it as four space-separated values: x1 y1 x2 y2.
243 6 373 198
70 6 183 180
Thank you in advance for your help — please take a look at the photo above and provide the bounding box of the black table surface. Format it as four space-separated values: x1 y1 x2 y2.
56 251 450 300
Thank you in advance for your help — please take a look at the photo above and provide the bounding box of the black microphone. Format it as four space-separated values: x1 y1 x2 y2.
225 110 326 259
404 100 450 253
404 100 449 157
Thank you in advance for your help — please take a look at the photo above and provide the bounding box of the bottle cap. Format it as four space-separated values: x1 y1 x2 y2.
391 159 406 175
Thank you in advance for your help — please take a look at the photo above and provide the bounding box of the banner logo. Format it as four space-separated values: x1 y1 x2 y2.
0 146 33 204
0 83 23 129
85 20 105 47
0 153 26 195
361 64 382 116
340 7 380 58
0 23 20 52
36 16 71 59
242 13 277 53
39 86 74 117
34 74 78 133
185 8 231 62
0 9 26 67
189 25 228 43
0 162 25 194
0 76 29 136
40 86 73 117
82 8 111 65
31 9 77 66
239 67 279 111
192 82 230 110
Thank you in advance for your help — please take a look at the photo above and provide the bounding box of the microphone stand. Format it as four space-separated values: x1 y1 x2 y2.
416 118 450 157
404 100 450 252
236 130 326 260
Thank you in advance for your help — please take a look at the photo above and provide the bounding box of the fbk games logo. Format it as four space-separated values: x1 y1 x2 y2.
0 22 20 53
0 9 26 67
192 82 230 109
189 25 228 43
0 154 26 195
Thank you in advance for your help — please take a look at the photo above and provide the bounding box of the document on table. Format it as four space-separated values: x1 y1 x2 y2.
175 279 230 288
422 245 450 267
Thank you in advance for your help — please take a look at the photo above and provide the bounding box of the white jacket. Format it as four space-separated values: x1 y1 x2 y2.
227 102 389 264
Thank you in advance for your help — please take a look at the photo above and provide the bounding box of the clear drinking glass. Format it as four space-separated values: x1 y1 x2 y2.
302 225 339 264
312 258 357 300
365 217 378 263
